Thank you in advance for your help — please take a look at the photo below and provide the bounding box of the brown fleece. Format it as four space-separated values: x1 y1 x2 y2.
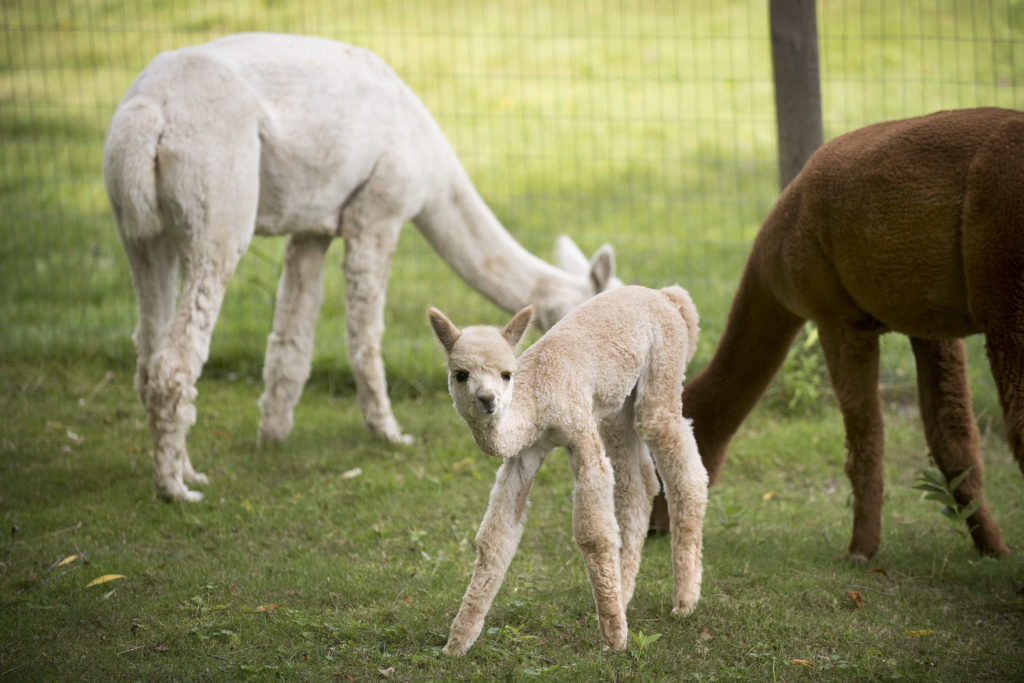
681 107 1023 559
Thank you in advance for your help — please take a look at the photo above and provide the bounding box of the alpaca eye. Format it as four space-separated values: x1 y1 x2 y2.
454 370 469 383
501 372 512 382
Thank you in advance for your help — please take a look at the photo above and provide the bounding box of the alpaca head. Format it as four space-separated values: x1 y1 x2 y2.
532 236 622 331
428 306 534 427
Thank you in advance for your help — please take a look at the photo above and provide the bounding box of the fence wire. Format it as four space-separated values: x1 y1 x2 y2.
1 1 1020 408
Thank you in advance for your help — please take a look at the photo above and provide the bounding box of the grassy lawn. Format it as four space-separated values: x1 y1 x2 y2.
1 359 1021 680
2 0 1023 680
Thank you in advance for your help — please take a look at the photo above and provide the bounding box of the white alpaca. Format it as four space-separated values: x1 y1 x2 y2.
428 285 708 654
102 33 620 502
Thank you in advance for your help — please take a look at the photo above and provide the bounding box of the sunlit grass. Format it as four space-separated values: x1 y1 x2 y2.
0 360 1021 679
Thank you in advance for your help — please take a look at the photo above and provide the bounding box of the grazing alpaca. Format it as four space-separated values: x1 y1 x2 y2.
668 107 1023 559
428 285 708 654
103 33 619 502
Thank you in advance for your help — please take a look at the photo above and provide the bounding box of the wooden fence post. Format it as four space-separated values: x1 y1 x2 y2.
770 0 823 190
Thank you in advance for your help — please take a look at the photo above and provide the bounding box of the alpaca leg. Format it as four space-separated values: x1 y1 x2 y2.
568 431 627 650
340 217 411 445
258 234 333 444
443 448 546 656
635 412 707 615
122 233 179 412
146 245 246 501
817 324 885 560
634 341 708 616
619 445 659 609
130 91 260 500
601 408 658 609
987 334 1024 475
910 338 1008 556
141 170 255 498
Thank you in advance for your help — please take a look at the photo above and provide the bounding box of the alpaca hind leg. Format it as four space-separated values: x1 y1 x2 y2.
140 92 259 500
569 431 627 650
987 334 1024 476
443 449 546 656
910 337 1008 556
146 228 250 500
601 407 658 609
143 184 255 498
817 324 885 560
634 341 708 616
258 234 333 444
122 233 178 412
635 410 707 615
340 216 411 445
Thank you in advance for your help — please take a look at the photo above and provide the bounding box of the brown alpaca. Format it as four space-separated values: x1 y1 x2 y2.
672 107 1023 560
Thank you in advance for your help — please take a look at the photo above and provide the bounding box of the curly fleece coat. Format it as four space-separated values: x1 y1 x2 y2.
429 285 707 654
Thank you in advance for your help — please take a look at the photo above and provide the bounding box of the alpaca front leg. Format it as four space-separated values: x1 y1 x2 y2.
258 234 332 444
818 325 886 560
570 438 627 651
444 450 545 655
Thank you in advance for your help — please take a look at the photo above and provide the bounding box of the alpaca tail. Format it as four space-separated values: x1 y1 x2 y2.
102 95 166 241
660 285 700 364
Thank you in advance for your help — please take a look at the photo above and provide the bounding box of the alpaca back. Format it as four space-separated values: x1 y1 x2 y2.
515 285 697 424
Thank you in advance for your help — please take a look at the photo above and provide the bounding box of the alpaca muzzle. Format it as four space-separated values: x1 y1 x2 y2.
477 393 497 414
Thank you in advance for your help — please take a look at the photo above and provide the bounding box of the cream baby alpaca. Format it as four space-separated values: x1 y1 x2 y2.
103 33 620 502
428 285 708 654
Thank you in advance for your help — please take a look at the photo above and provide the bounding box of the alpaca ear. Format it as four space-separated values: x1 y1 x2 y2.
428 307 461 354
555 235 590 276
589 244 616 293
502 306 534 349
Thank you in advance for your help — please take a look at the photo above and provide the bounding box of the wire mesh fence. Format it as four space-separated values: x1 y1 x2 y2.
2 1 1021 408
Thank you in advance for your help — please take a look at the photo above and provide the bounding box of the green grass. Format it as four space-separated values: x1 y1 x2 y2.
1 359 1021 680
2 1 1023 679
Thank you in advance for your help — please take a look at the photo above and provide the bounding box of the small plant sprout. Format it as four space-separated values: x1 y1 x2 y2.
711 495 745 530
629 629 662 671
912 465 981 541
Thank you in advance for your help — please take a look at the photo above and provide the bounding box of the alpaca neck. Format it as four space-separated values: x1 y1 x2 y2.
413 165 573 314
683 261 804 483
465 394 540 460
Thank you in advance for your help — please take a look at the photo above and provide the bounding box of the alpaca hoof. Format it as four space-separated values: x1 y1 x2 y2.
976 538 1011 557
672 601 697 617
257 414 293 445
602 633 628 651
371 422 414 446
599 618 628 651
156 480 205 503
441 641 467 656
391 432 415 446
845 551 870 564
982 544 1011 557
181 488 205 502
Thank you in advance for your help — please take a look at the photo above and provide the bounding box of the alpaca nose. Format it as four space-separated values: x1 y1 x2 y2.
477 392 496 414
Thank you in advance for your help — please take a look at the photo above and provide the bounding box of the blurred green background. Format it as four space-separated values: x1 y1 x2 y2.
2 0 1022 413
